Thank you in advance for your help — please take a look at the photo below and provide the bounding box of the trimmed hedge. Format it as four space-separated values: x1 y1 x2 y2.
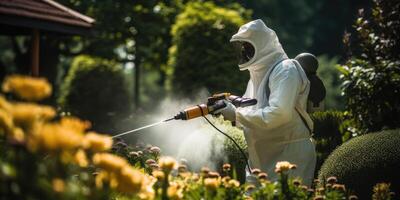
57 55 132 132
318 129 400 199
168 2 249 95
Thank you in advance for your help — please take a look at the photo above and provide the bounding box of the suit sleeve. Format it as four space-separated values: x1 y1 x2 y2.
236 62 300 130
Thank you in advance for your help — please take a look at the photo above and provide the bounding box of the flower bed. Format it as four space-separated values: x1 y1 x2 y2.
0 75 394 200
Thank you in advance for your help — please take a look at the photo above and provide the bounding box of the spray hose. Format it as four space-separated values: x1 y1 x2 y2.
202 115 252 173
112 93 255 173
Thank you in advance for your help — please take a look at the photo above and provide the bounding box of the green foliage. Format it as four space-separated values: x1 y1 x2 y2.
58 55 131 132
316 56 344 110
210 116 248 182
311 111 345 175
339 0 400 133
168 2 249 95
319 129 400 199
242 0 370 57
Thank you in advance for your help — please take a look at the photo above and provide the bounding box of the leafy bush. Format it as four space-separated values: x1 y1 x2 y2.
58 55 132 132
311 111 345 175
208 116 248 183
168 2 249 96
316 56 344 110
338 0 400 133
319 129 400 199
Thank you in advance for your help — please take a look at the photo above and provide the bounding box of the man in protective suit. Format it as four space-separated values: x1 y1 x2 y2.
217 19 316 186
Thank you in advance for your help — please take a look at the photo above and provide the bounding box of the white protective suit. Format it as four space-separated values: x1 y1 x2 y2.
230 19 316 186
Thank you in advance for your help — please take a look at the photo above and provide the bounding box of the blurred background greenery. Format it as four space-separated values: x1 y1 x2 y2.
0 0 371 115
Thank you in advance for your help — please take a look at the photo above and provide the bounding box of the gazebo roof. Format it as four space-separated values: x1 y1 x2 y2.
0 0 95 35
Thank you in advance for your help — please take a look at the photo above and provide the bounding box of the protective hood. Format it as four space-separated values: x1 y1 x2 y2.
230 19 288 71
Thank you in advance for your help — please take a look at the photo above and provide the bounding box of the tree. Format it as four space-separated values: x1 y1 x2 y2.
241 0 370 57
168 1 250 96
339 0 400 133
317 56 344 110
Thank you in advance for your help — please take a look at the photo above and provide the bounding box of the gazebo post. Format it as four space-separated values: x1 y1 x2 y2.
31 29 40 76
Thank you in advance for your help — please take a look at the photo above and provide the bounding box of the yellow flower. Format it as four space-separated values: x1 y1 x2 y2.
83 132 112 152
204 178 221 190
9 127 25 143
228 179 240 188
116 166 143 193
2 75 52 101
95 171 109 188
52 178 65 193
159 156 177 173
167 182 183 200
0 108 14 134
139 175 156 200
92 153 128 172
74 149 88 167
11 103 55 128
152 170 165 181
275 161 297 173
60 117 91 133
0 95 12 111
28 122 84 152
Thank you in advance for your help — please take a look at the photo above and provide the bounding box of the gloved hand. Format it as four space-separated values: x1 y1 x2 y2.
214 100 236 122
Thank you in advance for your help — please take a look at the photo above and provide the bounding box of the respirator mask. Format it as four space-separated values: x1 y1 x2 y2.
232 41 255 65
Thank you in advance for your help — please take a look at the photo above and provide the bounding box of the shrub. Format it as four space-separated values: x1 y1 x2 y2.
58 55 132 132
318 129 400 199
168 2 249 96
210 116 248 182
311 111 345 174
338 0 400 133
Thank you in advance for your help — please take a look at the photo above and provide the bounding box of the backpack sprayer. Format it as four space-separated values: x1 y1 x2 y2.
112 93 257 172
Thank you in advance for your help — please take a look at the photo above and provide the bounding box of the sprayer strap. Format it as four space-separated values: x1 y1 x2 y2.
265 59 313 136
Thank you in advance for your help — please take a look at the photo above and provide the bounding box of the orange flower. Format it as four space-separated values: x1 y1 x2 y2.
152 170 165 181
92 153 128 172
275 161 297 173
28 122 84 152
83 132 112 152
52 178 65 193
225 179 240 188
0 95 12 111
204 177 221 190
95 171 109 188
167 182 183 200
11 103 55 128
159 156 177 173
2 75 52 101
74 149 88 167
0 108 14 134
115 166 143 193
9 127 25 143
60 117 91 133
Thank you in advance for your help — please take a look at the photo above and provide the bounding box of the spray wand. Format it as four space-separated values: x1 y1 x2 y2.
113 93 257 172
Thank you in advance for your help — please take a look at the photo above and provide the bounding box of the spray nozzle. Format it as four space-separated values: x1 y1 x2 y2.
172 93 257 121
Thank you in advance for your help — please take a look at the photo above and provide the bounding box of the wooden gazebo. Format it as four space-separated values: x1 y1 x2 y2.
0 0 95 76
